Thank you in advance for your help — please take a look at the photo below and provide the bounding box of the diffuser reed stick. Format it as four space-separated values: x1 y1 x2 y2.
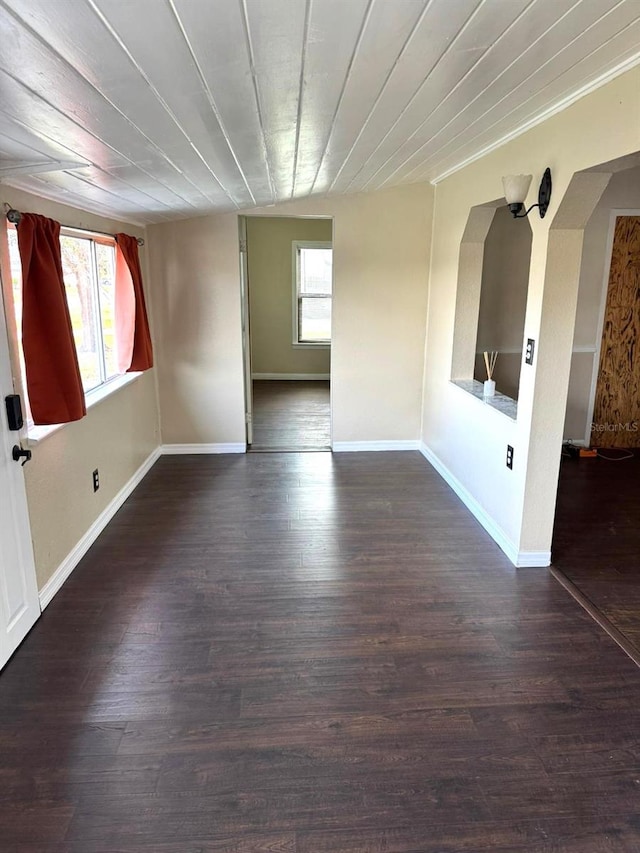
483 351 498 381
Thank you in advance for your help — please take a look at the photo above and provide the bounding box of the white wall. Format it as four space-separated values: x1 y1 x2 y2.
564 165 640 442
0 187 160 589
421 65 640 564
148 182 433 446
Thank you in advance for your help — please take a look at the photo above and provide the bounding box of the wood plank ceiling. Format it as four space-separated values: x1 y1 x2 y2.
0 0 638 224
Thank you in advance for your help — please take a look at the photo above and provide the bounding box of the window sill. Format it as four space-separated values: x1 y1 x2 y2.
450 379 518 421
292 342 331 349
26 372 143 446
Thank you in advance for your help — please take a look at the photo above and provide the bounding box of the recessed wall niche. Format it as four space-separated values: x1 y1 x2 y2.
451 201 533 412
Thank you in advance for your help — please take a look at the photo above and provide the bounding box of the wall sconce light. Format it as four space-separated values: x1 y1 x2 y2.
502 168 552 219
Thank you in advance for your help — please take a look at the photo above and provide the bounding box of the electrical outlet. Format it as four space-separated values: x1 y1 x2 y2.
506 445 514 470
92 469 100 492
525 338 535 365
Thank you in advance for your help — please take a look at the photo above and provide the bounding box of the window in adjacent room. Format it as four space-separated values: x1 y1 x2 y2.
293 241 332 345
7 224 119 396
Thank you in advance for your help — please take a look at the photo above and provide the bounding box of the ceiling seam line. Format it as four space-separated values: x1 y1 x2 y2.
0 0 216 207
377 0 626 189
84 0 240 208
6 173 154 226
378 0 588 186
291 0 312 199
428 44 640 185
63 164 184 213
414 1 638 184
167 0 257 206
325 0 434 194
239 0 277 203
59 170 173 214
345 0 536 194
359 0 546 192
335 0 490 193
0 73 204 211
307 0 374 197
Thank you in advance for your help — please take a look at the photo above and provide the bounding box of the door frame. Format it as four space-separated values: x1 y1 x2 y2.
238 214 334 450
0 248 40 669
238 215 253 447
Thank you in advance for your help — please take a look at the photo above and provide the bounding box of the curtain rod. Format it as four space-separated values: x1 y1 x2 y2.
4 206 144 246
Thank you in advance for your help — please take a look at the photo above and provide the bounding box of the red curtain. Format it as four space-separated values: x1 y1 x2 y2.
115 234 153 372
16 213 86 425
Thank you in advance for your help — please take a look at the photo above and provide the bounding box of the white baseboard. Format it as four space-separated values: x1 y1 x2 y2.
161 443 246 455
332 440 420 452
38 446 162 610
252 373 330 380
514 551 553 567
418 442 550 569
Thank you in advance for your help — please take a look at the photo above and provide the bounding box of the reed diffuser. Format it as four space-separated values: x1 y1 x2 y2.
483 351 498 397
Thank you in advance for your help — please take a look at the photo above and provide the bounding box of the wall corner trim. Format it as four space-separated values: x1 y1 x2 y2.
38 446 162 610
418 442 550 568
332 440 421 452
161 443 247 455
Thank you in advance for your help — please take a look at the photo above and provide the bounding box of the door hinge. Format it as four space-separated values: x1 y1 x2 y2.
245 412 252 424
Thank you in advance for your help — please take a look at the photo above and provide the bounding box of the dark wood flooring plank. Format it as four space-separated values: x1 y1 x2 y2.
553 453 640 660
251 380 330 449
1 452 640 850
298 814 640 852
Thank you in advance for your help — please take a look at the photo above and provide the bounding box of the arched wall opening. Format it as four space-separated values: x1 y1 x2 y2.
520 151 640 556
450 198 532 415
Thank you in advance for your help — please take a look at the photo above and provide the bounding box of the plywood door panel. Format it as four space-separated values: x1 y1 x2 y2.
592 216 640 448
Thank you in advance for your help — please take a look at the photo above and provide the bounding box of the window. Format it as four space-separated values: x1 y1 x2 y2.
7 224 120 400
293 241 332 345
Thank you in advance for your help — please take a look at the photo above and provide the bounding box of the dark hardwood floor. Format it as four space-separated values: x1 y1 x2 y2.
3 451 640 851
251 380 330 450
553 450 640 654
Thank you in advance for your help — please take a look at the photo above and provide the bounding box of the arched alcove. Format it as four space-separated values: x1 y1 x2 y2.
473 206 532 400
450 198 532 409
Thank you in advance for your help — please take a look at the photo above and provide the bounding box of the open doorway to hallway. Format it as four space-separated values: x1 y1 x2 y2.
239 215 332 452
553 156 640 662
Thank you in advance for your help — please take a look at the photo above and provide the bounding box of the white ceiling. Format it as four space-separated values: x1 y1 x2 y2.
0 0 638 225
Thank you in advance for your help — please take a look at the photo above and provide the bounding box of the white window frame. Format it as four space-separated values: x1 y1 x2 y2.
292 240 332 348
4 223 142 445
59 226 119 394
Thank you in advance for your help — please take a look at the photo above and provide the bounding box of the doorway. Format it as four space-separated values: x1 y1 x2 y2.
239 215 332 452
554 161 640 660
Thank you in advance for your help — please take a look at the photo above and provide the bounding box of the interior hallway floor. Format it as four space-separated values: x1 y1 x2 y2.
251 379 330 450
3 452 640 850
553 450 640 658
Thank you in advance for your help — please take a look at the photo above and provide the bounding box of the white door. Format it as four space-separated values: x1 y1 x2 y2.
0 295 40 669
239 216 253 446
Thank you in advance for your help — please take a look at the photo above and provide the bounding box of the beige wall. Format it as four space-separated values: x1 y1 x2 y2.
422 65 640 560
0 187 160 589
148 182 433 446
146 213 247 445
247 216 332 376
564 165 640 441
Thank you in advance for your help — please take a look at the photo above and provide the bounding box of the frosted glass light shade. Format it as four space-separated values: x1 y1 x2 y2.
502 174 532 205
